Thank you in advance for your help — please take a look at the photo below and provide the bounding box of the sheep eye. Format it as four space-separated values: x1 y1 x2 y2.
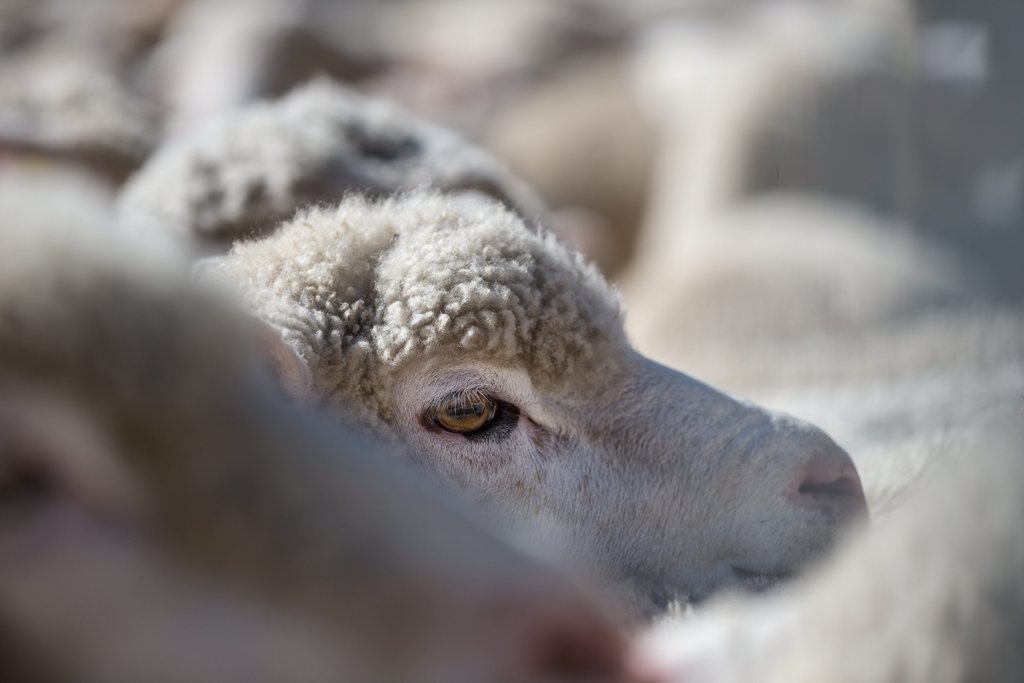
432 391 497 435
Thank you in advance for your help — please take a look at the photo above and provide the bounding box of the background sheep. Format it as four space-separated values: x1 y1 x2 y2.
0 210 625 683
117 79 542 251
0 49 159 184
620 1 1024 516
206 190 867 618
142 0 385 130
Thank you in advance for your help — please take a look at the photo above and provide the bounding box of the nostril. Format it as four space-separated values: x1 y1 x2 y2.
798 474 861 499
790 456 868 517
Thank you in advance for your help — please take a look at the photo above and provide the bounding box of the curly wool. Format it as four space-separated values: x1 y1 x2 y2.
118 78 543 247
222 191 623 418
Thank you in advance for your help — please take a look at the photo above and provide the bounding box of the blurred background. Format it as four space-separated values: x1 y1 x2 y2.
1 0 1021 515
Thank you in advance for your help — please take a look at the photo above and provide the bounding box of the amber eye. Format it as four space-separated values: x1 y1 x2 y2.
432 391 498 434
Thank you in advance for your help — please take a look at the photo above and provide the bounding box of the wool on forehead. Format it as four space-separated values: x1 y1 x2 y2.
224 192 624 416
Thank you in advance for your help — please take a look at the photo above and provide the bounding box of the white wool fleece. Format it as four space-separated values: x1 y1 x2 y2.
118 79 542 246
222 191 624 419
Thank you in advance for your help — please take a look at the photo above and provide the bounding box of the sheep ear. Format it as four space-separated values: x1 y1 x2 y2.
253 321 312 401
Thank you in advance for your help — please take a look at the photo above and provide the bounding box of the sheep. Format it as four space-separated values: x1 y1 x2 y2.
0 210 628 683
143 0 385 129
632 417 1024 683
0 0 185 62
482 46 657 276
119 78 872 615
117 79 543 251
0 48 159 184
184 188 869 619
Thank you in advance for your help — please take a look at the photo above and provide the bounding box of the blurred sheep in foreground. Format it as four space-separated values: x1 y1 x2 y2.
0 209 626 683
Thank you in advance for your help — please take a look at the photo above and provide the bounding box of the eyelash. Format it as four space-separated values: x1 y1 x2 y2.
426 391 521 442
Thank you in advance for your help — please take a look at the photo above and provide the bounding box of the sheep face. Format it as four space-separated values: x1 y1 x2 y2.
220 192 867 616
0 220 626 683
389 350 865 616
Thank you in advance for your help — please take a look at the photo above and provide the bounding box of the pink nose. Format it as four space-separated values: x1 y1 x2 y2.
789 450 868 520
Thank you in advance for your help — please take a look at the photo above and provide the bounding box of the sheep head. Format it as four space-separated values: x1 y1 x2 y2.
213 191 868 616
